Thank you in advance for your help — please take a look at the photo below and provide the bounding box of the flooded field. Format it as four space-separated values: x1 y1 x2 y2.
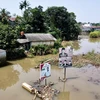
62 37 100 55
74 38 100 55
0 38 100 100
0 57 100 100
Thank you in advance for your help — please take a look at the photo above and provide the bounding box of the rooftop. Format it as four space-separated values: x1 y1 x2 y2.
17 33 56 43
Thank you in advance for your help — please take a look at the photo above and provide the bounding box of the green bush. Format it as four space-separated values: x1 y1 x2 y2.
90 31 100 38
29 44 52 55
6 49 26 60
51 48 58 54
53 39 62 49
29 39 62 56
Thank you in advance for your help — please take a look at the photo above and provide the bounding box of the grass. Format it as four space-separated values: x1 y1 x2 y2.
35 50 100 68
73 50 100 68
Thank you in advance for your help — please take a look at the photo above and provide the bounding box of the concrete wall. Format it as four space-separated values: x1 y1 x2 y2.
31 41 55 46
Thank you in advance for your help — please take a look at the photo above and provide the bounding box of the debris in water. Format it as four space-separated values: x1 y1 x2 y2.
22 80 60 100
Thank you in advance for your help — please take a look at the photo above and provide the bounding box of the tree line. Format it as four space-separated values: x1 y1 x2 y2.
0 0 81 51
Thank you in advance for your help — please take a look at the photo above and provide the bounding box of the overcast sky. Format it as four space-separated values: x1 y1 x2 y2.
0 0 99 23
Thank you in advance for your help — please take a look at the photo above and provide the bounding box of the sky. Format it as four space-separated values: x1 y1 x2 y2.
0 0 99 23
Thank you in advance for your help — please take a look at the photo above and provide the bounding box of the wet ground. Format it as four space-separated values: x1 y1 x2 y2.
0 57 100 100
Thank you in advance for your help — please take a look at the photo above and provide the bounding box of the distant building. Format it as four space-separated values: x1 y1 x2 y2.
81 23 92 32
91 26 100 31
17 33 56 50
81 23 100 32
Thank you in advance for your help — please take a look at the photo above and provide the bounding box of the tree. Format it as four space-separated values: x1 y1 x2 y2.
45 6 80 40
19 0 30 11
19 0 30 16
0 22 18 49
0 8 10 24
23 6 46 33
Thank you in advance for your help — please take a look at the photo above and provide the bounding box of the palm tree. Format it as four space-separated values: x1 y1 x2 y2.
19 0 30 11
19 0 30 16
19 3 24 11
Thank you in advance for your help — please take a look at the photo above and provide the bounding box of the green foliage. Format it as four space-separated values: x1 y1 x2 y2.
18 5 81 39
29 44 52 56
19 0 30 11
0 8 10 24
90 31 100 38
0 4 81 60
53 39 62 49
0 23 19 49
23 6 46 33
51 48 58 54
48 27 61 39
45 7 81 40
6 49 26 60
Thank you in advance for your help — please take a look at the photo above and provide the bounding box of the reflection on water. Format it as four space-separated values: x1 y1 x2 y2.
72 41 81 50
0 66 19 90
89 38 100 43
62 40 81 51
62 38 100 55
58 92 70 100
74 39 100 55
58 82 70 100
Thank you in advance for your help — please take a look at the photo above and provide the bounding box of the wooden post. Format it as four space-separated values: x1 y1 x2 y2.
63 67 67 82
45 78 47 86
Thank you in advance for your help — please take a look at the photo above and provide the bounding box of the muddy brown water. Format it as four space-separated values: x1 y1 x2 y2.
0 38 100 100
0 57 100 100
74 38 100 55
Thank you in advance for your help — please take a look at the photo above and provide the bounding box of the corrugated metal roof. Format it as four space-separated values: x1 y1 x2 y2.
25 33 56 42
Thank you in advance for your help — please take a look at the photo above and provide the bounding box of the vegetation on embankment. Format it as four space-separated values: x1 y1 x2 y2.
90 31 100 38
36 50 100 68
72 50 100 68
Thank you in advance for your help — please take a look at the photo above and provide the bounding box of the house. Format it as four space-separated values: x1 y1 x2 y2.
17 33 56 50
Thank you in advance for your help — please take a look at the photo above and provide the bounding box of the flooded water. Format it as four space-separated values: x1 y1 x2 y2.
0 38 100 100
0 56 100 100
73 38 100 55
